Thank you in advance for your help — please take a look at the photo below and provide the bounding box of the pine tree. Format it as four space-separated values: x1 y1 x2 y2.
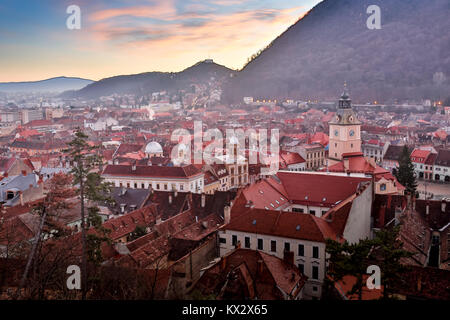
65 128 111 299
326 239 374 300
395 145 417 195
372 227 414 299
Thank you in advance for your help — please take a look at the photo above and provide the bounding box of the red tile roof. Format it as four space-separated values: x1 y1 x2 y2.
223 208 339 243
410 149 431 163
103 205 158 240
276 172 370 207
102 164 203 178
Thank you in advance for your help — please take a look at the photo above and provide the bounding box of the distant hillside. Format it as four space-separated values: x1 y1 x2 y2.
224 0 450 103
69 60 234 99
0 77 93 93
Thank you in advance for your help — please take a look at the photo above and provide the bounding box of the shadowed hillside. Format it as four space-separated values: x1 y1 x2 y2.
224 0 450 103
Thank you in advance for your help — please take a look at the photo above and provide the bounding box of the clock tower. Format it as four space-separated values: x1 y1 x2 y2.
328 85 361 165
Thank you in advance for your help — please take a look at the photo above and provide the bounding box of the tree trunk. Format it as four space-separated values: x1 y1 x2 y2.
15 206 47 299
80 177 87 300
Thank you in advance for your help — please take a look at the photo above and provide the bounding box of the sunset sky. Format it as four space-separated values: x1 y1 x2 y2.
0 0 322 82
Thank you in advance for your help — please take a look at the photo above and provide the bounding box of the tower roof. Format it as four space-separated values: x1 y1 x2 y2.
338 83 352 109
329 86 360 125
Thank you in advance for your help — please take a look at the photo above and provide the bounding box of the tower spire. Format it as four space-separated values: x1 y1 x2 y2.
339 82 351 108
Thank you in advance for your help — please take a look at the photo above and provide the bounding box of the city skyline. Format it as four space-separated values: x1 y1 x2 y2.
0 0 321 82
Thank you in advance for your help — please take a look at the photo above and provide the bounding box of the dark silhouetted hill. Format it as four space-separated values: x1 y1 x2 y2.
68 60 234 99
224 0 450 103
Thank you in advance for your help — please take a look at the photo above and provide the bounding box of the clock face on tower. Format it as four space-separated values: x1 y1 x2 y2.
349 129 355 137
334 129 339 136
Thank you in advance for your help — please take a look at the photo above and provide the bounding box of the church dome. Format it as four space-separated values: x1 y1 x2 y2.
145 141 163 154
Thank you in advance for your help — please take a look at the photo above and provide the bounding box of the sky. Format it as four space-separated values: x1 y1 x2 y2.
0 0 322 82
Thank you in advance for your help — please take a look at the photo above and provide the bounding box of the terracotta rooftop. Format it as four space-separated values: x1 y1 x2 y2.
102 164 203 178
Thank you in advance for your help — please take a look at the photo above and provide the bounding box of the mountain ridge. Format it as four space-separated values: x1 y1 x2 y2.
66 60 235 99
224 0 450 103
0 76 94 93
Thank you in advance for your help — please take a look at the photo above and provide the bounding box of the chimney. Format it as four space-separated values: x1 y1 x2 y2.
168 194 173 204
21 170 27 176
131 162 137 171
19 191 24 206
221 256 227 271
394 206 402 224
201 193 206 208
174 188 178 198
343 158 350 171
283 250 294 266
257 259 264 275
442 200 447 213
426 203 430 215
379 205 386 228
407 194 412 209
224 205 231 224
290 273 296 282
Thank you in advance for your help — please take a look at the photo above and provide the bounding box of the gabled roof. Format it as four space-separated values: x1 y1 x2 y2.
411 149 431 162
276 171 370 207
193 249 307 300
222 208 339 243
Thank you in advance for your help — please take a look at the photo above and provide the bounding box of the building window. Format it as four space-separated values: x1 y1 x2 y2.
298 264 304 274
313 246 319 259
312 266 319 280
232 235 237 247
141 183 145 189
309 210 316 215
245 236 250 248
258 239 263 250
380 184 386 191
180 184 184 191
284 242 290 252
134 183 137 189
298 244 304 256
271 240 277 252
127 183 130 188
312 286 318 292
219 237 226 244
